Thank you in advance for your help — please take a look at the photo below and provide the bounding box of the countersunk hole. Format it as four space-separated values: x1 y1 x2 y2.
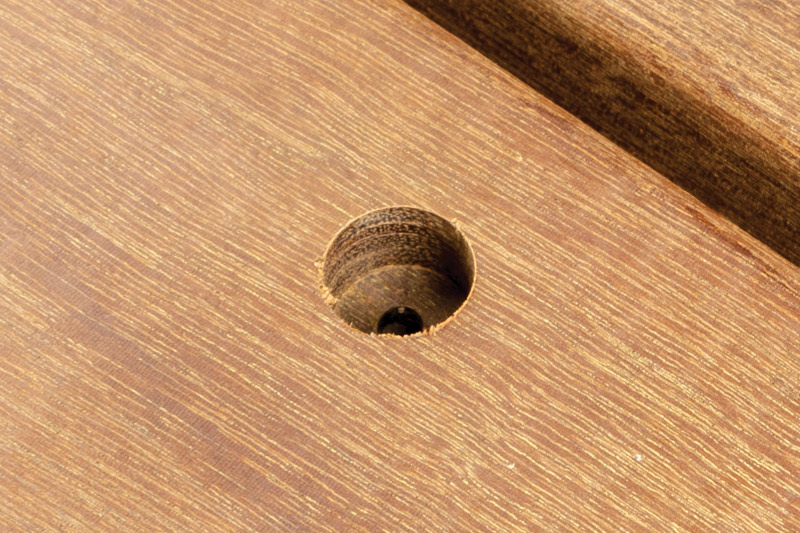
377 306 424 336
320 206 475 336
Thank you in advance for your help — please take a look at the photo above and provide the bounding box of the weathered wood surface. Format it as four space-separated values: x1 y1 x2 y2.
406 0 800 267
1 0 799 530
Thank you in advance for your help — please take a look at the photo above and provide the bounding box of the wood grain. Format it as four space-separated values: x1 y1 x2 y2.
1 0 799 530
406 0 800 267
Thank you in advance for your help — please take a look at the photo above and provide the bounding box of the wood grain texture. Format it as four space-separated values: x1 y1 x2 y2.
1 0 800 530
405 0 800 267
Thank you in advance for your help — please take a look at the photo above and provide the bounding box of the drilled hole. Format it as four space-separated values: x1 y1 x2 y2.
320 207 475 335
377 306 424 336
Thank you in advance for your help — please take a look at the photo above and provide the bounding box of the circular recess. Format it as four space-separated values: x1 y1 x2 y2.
320 207 475 336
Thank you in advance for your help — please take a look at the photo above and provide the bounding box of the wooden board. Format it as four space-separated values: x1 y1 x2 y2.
1 0 799 530
406 0 800 267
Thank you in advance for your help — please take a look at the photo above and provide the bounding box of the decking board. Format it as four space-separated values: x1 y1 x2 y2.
1 0 799 530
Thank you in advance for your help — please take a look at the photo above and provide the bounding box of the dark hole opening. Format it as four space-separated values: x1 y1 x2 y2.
376 306 424 336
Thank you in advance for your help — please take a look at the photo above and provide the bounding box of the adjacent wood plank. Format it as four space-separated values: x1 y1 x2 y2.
406 0 800 267
1 0 799 530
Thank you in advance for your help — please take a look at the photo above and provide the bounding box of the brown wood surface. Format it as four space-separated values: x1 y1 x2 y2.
1 0 800 530
406 0 800 267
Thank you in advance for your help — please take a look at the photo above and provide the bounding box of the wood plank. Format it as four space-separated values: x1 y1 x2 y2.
1 0 799 530
406 0 800 267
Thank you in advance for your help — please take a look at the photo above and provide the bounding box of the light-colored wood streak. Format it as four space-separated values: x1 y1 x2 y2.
406 0 800 267
1 0 799 530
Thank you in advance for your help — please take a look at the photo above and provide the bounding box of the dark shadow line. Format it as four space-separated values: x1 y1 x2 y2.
404 0 800 267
